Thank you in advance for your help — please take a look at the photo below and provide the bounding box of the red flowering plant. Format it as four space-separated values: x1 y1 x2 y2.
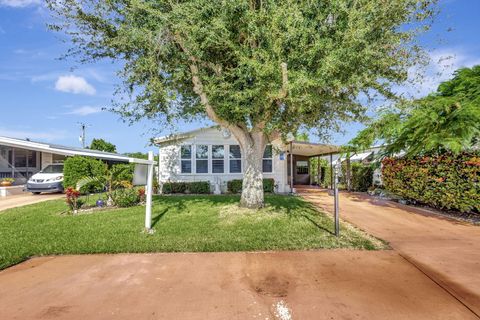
382 151 480 213
65 187 84 213
138 188 146 203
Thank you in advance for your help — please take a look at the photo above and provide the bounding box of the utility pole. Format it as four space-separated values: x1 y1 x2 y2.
78 122 88 148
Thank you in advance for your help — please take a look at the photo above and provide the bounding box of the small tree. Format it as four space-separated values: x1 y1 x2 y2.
90 138 117 153
47 0 436 208
349 65 480 156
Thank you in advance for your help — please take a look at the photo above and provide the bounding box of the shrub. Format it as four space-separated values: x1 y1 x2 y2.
64 156 106 193
162 182 186 194
65 187 84 212
227 178 275 193
111 188 142 207
351 163 374 192
162 181 210 194
227 179 243 194
382 152 480 213
187 181 211 194
111 163 134 183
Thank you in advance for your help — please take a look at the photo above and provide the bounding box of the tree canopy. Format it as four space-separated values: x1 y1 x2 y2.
89 138 117 153
47 0 436 137
348 65 480 156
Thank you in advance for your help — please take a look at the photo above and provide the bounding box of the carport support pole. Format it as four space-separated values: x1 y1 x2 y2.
145 151 154 231
330 154 334 189
334 161 340 236
290 142 294 193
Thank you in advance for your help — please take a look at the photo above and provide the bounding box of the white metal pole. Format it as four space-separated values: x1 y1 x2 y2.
290 142 294 193
145 151 154 231
334 161 340 237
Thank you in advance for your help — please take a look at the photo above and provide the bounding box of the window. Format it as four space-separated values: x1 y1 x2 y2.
14 149 27 167
180 145 192 173
229 145 242 173
28 151 37 168
262 145 273 173
296 160 309 174
196 145 208 173
212 145 224 173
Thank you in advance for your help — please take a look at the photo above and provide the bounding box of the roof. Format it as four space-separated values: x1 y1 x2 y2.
154 126 219 145
0 136 154 165
154 126 340 157
290 141 340 157
350 151 374 162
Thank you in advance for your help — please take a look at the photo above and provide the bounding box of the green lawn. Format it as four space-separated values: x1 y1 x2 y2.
0 195 385 270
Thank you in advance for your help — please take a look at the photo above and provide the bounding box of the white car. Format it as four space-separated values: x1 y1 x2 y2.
26 164 64 194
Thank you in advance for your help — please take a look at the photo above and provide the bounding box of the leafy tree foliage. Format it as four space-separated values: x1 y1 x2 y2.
46 0 436 207
89 138 117 153
349 65 480 156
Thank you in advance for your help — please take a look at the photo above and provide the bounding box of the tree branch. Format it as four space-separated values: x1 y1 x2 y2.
278 62 288 99
173 32 250 143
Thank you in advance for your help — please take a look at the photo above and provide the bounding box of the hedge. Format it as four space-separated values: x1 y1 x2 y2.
382 152 480 213
351 163 374 192
227 178 275 193
162 181 211 194
63 156 106 193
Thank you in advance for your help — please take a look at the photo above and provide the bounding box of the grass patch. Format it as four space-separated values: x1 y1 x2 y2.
0 195 386 270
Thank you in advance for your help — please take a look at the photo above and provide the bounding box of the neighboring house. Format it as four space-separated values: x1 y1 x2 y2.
154 126 339 193
0 136 136 186
321 146 385 186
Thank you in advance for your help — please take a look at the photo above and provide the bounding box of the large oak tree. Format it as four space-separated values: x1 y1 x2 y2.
47 0 436 208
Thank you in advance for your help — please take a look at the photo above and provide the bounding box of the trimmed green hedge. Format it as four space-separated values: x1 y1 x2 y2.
227 178 275 193
351 163 374 192
382 152 480 213
63 156 106 193
162 181 211 194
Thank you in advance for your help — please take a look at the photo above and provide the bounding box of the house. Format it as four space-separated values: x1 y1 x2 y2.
154 126 339 193
320 145 386 187
0 136 146 196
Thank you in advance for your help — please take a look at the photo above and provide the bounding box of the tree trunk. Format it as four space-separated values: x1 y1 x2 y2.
238 133 266 209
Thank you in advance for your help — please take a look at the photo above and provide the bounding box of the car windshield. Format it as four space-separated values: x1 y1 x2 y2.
41 165 64 174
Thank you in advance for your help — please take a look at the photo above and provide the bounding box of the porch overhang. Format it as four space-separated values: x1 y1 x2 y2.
289 141 340 157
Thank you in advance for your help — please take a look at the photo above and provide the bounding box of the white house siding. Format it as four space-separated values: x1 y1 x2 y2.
158 127 289 193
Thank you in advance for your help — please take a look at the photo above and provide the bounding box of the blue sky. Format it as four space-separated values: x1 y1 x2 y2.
1 0 479 153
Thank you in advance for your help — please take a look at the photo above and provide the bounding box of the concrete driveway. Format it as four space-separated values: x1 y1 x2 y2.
0 192 63 212
298 187 480 317
0 251 477 320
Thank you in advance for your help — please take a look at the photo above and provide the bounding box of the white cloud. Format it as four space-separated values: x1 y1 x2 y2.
0 128 67 142
0 0 40 7
55 75 96 95
65 106 102 116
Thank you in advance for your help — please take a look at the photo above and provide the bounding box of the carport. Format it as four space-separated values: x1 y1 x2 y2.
285 140 340 191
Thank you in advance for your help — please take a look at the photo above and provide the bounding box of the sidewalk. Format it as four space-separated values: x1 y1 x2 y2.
0 193 63 212
0 251 476 320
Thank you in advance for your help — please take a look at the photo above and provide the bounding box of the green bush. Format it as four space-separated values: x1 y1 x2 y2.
111 188 142 207
162 182 186 194
111 163 134 183
63 156 106 193
227 179 243 194
351 163 374 192
162 181 210 194
227 178 275 193
187 181 211 194
382 152 480 213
